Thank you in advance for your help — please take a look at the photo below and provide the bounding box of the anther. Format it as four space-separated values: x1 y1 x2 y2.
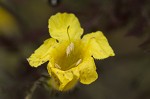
75 59 82 66
66 42 74 56
55 63 61 69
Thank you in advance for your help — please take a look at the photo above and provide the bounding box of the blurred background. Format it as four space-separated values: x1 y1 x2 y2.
0 0 150 99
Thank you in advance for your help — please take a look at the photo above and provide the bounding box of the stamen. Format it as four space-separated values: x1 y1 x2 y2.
55 63 61 69
66 25 74 56
66 42 74 56
75 59 82 66
65 59 82 70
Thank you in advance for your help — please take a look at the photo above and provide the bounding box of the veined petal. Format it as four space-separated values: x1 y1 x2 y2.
78 57 98 84
48 13 83 41
27 38 57 67
82 31 115 59
47 67 79 91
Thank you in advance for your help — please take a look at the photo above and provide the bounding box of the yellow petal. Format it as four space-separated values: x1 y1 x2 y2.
78 57 98 84
47 67 79 91
48 13 83 41
27 38 57 67
82 31 115 59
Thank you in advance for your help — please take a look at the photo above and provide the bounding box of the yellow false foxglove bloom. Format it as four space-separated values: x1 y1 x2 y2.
27 13 115 91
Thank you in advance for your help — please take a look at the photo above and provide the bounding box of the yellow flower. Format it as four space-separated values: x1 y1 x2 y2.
27 13 115 91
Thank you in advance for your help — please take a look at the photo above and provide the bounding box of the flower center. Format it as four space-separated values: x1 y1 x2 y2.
54 42 82 71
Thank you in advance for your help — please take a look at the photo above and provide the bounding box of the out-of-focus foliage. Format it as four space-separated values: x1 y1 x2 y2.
0 0 150 99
